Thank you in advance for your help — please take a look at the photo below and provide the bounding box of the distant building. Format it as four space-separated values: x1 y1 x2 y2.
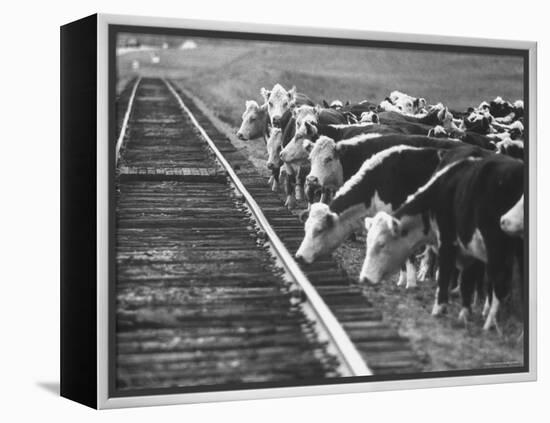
180 40 198 50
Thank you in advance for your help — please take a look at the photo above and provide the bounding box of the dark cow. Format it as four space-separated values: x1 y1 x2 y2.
360 154 523 332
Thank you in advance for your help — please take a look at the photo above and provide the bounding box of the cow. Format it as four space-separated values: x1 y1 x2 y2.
460 110 495 134
260 83 314 127
359 154 523 332
496 138 524 160
295 145 457 289
293 105 350 137
501 195 524 237
304 134 467 202
236 100 270 142
265 127 284 191
379 91 427 115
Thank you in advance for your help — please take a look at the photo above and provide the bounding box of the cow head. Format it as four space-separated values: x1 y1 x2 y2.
279 113 319 164
360 111 379 123
261 84 297 127
295 203 346 264
293 105 320 136
462 110 493 134
237 100 268 140
389 90 426 115
359 212 426 285
306 136 344 193
266 127 283 170
489 96 514 118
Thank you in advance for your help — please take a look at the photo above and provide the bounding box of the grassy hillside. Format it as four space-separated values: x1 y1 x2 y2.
117 35 524 129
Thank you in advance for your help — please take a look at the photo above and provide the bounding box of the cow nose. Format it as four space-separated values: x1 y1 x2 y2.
295 254 306 265
267 162 274 170
359 275 375 285
279 151 285 161
272 117 281 127
306 175 319 186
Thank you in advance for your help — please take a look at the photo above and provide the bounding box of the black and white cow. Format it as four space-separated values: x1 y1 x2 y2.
360 153 523 332
379 91 427 115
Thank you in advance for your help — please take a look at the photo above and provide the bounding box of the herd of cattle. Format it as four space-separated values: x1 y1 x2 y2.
235 84 525 334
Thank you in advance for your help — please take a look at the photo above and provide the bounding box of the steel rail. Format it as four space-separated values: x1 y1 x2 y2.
115 76 142 165
163 78 372 377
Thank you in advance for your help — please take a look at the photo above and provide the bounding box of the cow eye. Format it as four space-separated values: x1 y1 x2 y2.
283 101 288 107
249 117 256 122
324 157 333 164
269 101 273 107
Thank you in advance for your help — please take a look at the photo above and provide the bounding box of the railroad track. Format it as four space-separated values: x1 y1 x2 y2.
115 77 420 392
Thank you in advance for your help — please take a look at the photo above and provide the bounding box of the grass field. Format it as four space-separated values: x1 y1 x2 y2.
117 35 524 128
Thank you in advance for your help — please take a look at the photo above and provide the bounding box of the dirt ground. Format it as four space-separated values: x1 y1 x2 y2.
334 239 525 372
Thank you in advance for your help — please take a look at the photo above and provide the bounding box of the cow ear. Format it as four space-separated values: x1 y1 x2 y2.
288 86 297 100
305 121 317 137
245 100 258 110
372 113 379 124
314 105 322 116
299 210 309 223
389 217 400 237
345 101 350 106
322 100 330 108
260 87 270 102
303 139 314 153
334 143 344 158
419 98 427 108
364 217 374 232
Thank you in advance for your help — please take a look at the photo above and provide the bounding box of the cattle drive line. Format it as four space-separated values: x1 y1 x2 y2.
114 77 422 390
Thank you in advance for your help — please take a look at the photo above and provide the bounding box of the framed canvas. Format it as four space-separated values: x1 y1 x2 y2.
60 13 537 409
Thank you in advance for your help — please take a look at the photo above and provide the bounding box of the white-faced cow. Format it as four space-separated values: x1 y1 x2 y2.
236 100 270 141
379 91 427 115
261 84 312 127
360 154 523 332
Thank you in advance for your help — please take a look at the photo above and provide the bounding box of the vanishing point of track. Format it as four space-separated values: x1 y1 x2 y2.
114 77 420 391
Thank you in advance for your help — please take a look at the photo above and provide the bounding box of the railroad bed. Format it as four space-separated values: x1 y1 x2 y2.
115 77 420 392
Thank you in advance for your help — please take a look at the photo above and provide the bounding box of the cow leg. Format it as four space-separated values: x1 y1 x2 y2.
432 243 456 316
483 243 514 334
449 267 461 296
417 246 436 282
271 167 280 192
397 264 407 287
458 260 484 325
284 172 297 210
295 167 307 202
405 257 417 289
295 184 304 201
